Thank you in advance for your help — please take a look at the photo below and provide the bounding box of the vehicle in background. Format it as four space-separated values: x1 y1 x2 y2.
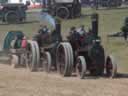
42 0 81 19
0 1 30 23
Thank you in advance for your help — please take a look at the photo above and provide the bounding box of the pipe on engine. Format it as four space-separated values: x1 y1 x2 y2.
55 19 62 41
91 13 99 37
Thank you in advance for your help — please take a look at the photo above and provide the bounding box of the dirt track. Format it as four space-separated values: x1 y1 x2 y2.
0 64 128 96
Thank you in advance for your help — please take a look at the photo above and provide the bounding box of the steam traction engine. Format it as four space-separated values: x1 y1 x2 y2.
56 13 117 78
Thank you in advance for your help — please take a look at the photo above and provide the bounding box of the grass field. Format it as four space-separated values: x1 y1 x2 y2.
0 8 128 72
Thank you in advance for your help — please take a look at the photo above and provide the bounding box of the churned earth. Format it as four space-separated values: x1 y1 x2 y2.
0 64 128 96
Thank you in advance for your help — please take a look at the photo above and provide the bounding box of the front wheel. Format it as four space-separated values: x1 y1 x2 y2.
10 55 19 68
43 52 52 73
76 56 87 79
106 55 117 78
56 43 73 76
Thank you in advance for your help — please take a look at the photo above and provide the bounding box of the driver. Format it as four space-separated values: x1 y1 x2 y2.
121 17 128 41
77 25 87 47
70 26 80 41
68 26 81 49
78 25 87 36
38 25 50 34
33 25 51 47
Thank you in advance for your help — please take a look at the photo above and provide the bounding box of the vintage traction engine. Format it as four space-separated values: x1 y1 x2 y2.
56 13 117 78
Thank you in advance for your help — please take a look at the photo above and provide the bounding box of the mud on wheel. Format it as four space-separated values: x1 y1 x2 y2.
106 55 117 78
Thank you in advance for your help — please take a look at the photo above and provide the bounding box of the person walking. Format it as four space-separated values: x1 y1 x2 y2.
121 17 128 41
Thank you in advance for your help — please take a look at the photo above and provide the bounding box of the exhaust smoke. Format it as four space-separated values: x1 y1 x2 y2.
39 12 56 31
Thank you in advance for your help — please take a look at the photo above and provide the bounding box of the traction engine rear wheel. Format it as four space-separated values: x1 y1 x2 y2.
33 41 40 69
26 41 37 72
65 43 74 75
56 43 73 76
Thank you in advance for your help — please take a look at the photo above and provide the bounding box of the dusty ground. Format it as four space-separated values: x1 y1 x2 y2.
0 63 128 96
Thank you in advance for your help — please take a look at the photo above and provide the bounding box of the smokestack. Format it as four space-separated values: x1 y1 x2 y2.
55 19 62 41
91 13 99 37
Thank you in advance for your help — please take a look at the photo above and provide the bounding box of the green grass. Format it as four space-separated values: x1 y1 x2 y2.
0 8 128 72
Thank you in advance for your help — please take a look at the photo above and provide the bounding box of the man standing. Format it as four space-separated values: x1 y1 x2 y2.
121 17 128 41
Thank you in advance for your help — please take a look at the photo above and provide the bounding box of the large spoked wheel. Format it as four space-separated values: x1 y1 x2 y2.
5 11 19 24
56 42 73 76
106 55 117 78
56 7 70 19
76 56 87 79
65 43 74 75
56 43 68 76
10 55 19 68
26 40 37 72
43 52 52 73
